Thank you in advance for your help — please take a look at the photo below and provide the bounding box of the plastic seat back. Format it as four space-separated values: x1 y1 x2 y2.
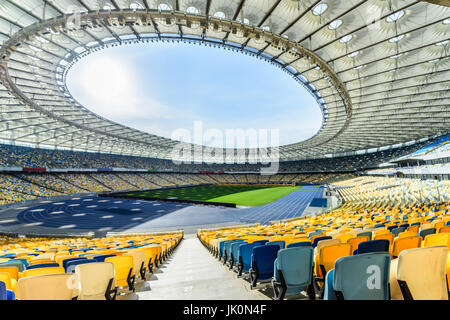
237 243 259 272
356 231 372 240
17 274 76 300
26 263 60 270
0 261 26 272
355 240 390 255
93 254 116 262
286 241 311 248
312 236 332 248
347 236 370 252
105 256 133 288
374 233 394 245
275 247 313 294
225 240 244 260
231 242 246 265
424 233 450 249
123 251 146 277
0 266 19 280
66 260 98 273
75 262 116 300
0 281 14 300
266 241 285 250
333 253 391 300
20 267 65 279
397 246 448 300
419 228 436 239
392 236 422 258
318 243 352 278
391 227 405 237
251 245 279 280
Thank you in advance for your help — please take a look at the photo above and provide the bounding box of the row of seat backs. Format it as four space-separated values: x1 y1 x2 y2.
274 247 314 296
16 262 116 300
324 245 449 300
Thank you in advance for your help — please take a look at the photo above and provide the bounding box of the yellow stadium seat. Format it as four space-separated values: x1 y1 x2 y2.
105 256 135 292
347 236 369 252
392 236 422 258
123 251 146 281
75 262 117 300
0 272 17 294
396 246 448 300
398 231 417 239
19 267 65 279
17 274 78 300
424 233 450 249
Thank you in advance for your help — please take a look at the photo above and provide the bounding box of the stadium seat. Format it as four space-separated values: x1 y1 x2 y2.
266 241 285 250
0 260 26 272
286 241 311 248
392 236 422 258
419 228 436 239
19 267 65 279
392 246 449 300
323 269 337 300
0 272 16 294
105 256 135 292
356 231 372 240
93 254 116 262
391 227 406 237
17 274 78 300
314 243 352 298
66 260 99 273
75 262 117 300
329 253 391 300
311 236 332 248
249 245 279 289
26 263 60 270
354 240 390 255
272 247 315 300
237 243 259 276
0 281 15 300
347 236 370 252
374 233 394 246
230 242 247 269
424 233 450 248
123 251 147 281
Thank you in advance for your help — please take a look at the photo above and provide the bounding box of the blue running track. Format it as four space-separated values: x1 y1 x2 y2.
12 186 324 232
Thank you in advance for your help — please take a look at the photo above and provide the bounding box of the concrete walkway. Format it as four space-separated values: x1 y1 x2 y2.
134 235 270 300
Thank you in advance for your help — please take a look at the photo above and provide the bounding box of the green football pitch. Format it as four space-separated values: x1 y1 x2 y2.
123 185 301 207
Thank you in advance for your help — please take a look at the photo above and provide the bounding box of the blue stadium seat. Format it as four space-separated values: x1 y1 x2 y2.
286 242 312 248
66 259 99 273
312 236 332 248
391 227 405 237
326 253 391 300
354 240 390 255
224 240 245 265
0 281 15 300
93 255 116 262
230 241 247 269
27 263 60 270
419 228 436 239
323 269 337 300
266 241 285 250
0 260 26 272
237 243 259 276
62 257 87 271
272 247 315 300
249 245 279 288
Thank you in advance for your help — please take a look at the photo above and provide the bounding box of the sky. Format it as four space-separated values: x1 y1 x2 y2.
66 42 322 148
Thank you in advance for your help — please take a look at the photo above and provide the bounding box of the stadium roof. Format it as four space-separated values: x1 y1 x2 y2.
0 0 448 162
